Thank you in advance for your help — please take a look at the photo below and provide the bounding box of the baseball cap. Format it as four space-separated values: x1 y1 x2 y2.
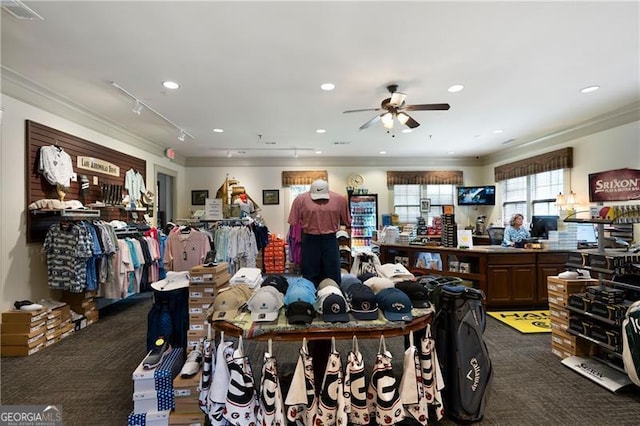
364 276 395 294
310 179 330 200
376 288 413 322
284 278 316 306
314 287 350 323
340 274 361 292
336 230 350 240
247 286 284 322
318 278 340 291
210 285 252 321
378 263 415 281
286 301 315 324
261 274 289 295
395 280 431 308
358 272 377 283
344 282 379 320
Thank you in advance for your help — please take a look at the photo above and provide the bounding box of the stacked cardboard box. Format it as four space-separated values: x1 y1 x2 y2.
170 372 204 425
128 347 184 426
547 276 597 359
61 290 99 328
263 235 286 274
1 308 49 356
188 263 229 353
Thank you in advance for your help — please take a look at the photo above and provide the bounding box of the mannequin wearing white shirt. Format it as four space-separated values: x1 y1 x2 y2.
233 193 255 217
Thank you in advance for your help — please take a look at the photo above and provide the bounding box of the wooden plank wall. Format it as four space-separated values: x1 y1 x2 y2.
26 120 147 242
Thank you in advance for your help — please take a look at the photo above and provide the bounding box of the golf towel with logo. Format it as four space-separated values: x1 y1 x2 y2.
420 324 445 421
285 338 318 424
367 336 405 424
315 337 347 425
344 337 372 425
224 338 258 425
622 300 640 387
256 340 286 426
399 333 428 425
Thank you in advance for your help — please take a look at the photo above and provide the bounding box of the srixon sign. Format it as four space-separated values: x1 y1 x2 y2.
589 168 640 202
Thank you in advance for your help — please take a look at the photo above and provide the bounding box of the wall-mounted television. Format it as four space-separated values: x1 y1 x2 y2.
457 186 496 206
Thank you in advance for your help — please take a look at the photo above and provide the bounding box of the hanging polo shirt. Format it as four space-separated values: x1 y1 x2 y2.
288 191 351 235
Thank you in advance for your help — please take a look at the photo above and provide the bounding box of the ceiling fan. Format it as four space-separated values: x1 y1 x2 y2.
343 84 450 131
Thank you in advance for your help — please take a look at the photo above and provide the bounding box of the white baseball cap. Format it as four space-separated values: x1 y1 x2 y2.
247 286 284 322
310 179 330 200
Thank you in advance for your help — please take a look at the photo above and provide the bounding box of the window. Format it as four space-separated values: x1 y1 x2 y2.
501 170 563 225
289 185 309 208
394 184 454 225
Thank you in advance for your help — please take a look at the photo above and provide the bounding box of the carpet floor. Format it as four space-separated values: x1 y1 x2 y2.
1 293 639 425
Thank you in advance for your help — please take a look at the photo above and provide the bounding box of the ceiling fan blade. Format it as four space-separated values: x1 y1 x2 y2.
359 114 382 131
389 91 407 107
405 115 420 129
403 103 451 111
343 108 381 114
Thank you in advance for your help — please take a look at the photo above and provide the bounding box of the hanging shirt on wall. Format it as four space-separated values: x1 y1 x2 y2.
38 145 74 188
125 168 147 202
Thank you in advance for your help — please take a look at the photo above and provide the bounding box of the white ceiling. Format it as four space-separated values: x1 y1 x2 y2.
2 1 639 162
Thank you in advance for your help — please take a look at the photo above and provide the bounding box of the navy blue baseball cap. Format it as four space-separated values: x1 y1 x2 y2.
345 282 379 320
261 274 289 295
395 280 431 308
340 274 362 292
376 288 413 322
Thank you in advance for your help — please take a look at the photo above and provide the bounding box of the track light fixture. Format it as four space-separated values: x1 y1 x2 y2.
111 81 194 141
226 151 232 158
294 149 299 158
132 100 143 115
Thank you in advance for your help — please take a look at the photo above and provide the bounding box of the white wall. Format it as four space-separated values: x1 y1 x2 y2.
185 165 489 237
0 95 186 312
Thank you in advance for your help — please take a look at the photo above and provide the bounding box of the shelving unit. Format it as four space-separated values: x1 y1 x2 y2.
561 213 639 391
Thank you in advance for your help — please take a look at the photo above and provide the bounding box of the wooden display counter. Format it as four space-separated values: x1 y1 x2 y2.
378 244 569 308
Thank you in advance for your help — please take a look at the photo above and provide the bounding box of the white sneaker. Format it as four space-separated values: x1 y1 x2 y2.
180 341 203 378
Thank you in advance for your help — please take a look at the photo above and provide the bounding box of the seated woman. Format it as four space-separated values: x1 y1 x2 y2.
502 213 531 247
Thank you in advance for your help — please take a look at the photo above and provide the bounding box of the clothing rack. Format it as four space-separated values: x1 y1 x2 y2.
114 226 141 237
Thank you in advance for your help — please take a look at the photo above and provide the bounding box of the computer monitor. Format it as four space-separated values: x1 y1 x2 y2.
530 215 559 239
576 223 597 244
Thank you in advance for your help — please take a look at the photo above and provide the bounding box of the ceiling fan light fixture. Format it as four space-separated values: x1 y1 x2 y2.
381 112 394 129
397 112 410 125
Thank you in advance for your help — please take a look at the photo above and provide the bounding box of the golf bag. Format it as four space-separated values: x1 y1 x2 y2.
622 300 640 387
433 285 492 423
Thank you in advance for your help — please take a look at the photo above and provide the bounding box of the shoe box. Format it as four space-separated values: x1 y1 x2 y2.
127 410 170 426
61 290 99 325
173 372 201 414
169 412 205 426
1 308 49 357
131 347 184 415
547 276 595 359
188 263 229 353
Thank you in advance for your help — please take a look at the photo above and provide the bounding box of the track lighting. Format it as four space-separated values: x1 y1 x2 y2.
111 81 194 141
226 151 232 158
294 150 299 158
132 100 143 115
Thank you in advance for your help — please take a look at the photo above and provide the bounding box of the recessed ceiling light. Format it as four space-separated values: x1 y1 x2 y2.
320 83 335 91
493 129 503 134
401 129 412 133
448 84 464 93
580 85 600 93
162 81 180 90
379 151 387 155
315 150 322 154
213 128 224 133
316 129 326 134
448 151 455 155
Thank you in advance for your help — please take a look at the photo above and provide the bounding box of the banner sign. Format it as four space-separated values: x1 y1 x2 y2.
589 168 640 202
76 156 120 177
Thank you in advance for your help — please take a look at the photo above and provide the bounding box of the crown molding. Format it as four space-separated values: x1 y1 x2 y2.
1 66 187 166
184 155 485 168
483 100 640 165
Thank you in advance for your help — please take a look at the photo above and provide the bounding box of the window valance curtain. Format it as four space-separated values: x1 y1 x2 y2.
281 170 328 186
494 147 573 182
386 170 463 187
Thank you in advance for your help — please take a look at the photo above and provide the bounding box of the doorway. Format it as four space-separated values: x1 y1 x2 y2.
157 172 175 232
